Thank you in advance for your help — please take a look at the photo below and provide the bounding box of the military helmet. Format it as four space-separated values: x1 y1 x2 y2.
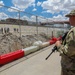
65 9 75 17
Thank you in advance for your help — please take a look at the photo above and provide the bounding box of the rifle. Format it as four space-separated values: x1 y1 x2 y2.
45 46 57 60
45 31 68 60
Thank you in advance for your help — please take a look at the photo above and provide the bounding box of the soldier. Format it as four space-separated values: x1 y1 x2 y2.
55 9 75 75
4 27 7 34
7 28 9 33
1 28 3 34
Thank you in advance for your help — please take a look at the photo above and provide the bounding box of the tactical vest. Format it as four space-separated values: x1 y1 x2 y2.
63 27 75 57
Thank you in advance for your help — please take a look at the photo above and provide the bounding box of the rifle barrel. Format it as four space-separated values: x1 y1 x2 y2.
45 46 57 60
45 51 53 60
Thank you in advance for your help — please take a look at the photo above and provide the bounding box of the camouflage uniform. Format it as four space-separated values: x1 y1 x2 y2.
58 27 75 75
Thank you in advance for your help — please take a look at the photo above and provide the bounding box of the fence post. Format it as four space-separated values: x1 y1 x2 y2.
47 19 48 36
36 16 38 35
18 11 21 37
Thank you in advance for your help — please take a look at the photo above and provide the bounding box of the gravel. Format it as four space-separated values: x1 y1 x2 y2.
0 33 50 55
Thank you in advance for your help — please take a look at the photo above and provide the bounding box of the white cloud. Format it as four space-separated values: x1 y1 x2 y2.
0 1 4 5
21 15 46 22
0 1 4 7
32 3 35 7
21 16 29 21
43 14 69 22
0 12 8 20
21 15 36 22
8 6 19 12
38 17 47 22
42 10 52 13
52 15 68 21
37 1 42 6
41 0 75 14
31 16 36 21
12 0 35 10
32 8 37 11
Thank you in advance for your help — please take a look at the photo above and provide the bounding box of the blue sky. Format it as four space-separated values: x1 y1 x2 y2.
0 0 75 22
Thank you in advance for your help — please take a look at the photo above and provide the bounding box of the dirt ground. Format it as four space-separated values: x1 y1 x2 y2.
0 32 50 55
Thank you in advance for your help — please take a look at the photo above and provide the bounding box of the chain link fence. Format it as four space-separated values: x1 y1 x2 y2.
0 5 70 37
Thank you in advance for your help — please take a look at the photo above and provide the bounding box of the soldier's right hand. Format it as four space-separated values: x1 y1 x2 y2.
55 41 61 48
